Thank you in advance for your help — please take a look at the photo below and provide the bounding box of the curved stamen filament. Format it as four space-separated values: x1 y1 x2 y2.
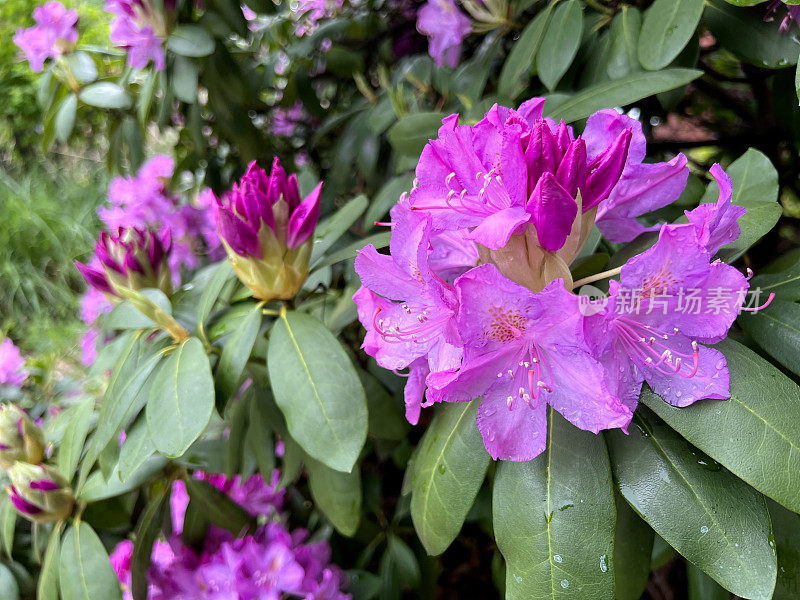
614 318 700 378
740 292 775 313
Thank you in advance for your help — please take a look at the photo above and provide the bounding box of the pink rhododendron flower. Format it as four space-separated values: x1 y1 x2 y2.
14 1 79 72
0 339 28 388
293 0 344 36
766 0 800 31
417 0 472 67
105 0 167 70
355 99 757 462
272 103 305 137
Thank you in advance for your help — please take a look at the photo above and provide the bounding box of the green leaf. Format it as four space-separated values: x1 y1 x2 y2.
361 371 406 441
181 499 209 548
739 299 800 377
38 523 62 600
751 259 800 302
185 478 256 536
79 456 168 502
247 393 276 478
705 0 800 68
381 535 421 590
387 112 446 157
59 522 123 600
767 499 800 599
171 55 199 103
643 339 800 513
78 82 132 109
311 232 391 271
216 303 261 402
66 51 98 83
362 175 414 230
131 491 167 600
306 456 362 536
119 417 157 482
688 563 731 600
147 338 215 458
606 6 642 80
105 288 173 330
166 25 216 57
545 69 702 123
536 0 583 91
54 94 77 143
0 496 16 558
498 5 553 99
494 410 615 600
0 564 19 600
607 409 777 600
196 261 235 334
56 397 94 481
411 399 490 556
638 0 704 70
310 195 369 265
268 311 367 472
614 493 653 600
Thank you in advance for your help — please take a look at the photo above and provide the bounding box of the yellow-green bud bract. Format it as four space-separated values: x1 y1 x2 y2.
7 463 74 523
0 405 45 470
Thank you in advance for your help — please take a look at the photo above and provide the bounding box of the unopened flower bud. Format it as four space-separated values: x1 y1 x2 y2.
0 405 45 469
7 463 74 523
75 227 173 301
215 158 322 302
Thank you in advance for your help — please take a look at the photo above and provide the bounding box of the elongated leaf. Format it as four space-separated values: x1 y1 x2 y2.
181 498 210 548
545 69 702 123
411 399 490 556
172 55 198 103
606 6 642 79
0 495 16 558
362 175 414 229
739 299 800 377
268 311 367 472
751 258 800 301
55 94 77 143
79 455 167 502
498 5 553 99
196 261 235 333
119 417 156 482
56 397 94 481
644 338 800 513
638 0 704 70
310 195 369 264
312 232 391 271
216 303 261 402
166 25 215 57
185 478 256 536
494 410 615 600
131 491 167 600
688 563 732 600
306 456 362 536
614 493 653 600
387 112 446 157
59 522 123 600
536 0 583 91
607 409 777 599
361 371 406 441
38 523 62 600
768 499 800 599
78 82 132 109
147 338 214 458
0 563 19 600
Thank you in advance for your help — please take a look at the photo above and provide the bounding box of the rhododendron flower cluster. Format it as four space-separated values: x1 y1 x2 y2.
293 0 344 36
105 0 168 70
0 339 28 388
111 472 350 600
416 0 472 68
13 1 78 72
354 99 767 461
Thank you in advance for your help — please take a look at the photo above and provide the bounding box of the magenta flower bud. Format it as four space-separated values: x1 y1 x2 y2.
7 463 74 523
583 129 632 210
215 158 322 301
525 121 559 193
526 173 578 253
76 226 173 300
555 137 588 197
0 404 45 469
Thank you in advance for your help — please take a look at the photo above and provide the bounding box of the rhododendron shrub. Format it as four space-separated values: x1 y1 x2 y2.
7 0 800 599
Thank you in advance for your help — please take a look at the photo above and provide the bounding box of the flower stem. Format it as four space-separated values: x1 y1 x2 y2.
571 266 623 289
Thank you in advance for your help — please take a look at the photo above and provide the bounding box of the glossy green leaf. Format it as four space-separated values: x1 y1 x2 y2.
498 5 553 99
247 392 277 478
310 195 368 264
166 25 216 57
362 175 414 230
536 0 583 91
79 455 167 502
268 311 367 472
606 6 642 79
54 94 77 143
78 82 132 109
306 456 362 536
607 409 777 599
545 69 702 123
216 302 261 402
131 491 166 600
751 258 800 302
387 112 446 156
614 493 653 600
185 478 256 536
0 563 19 600
700 148 779 205
147 337 215 458
643 339 800 513
182 499 210 547
411 399 490 556
66 51 98 83
494 410 615 600
705 0 800 68
312 232 391 271
56 397 94 481
119 417 156 482
767 499 800 599
196 261 235 333
361 371 406 441
59 522 123 600
638 0 704 70
38 523 62 600
688 563 731 600
739 299 800 377
172 55 199 103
